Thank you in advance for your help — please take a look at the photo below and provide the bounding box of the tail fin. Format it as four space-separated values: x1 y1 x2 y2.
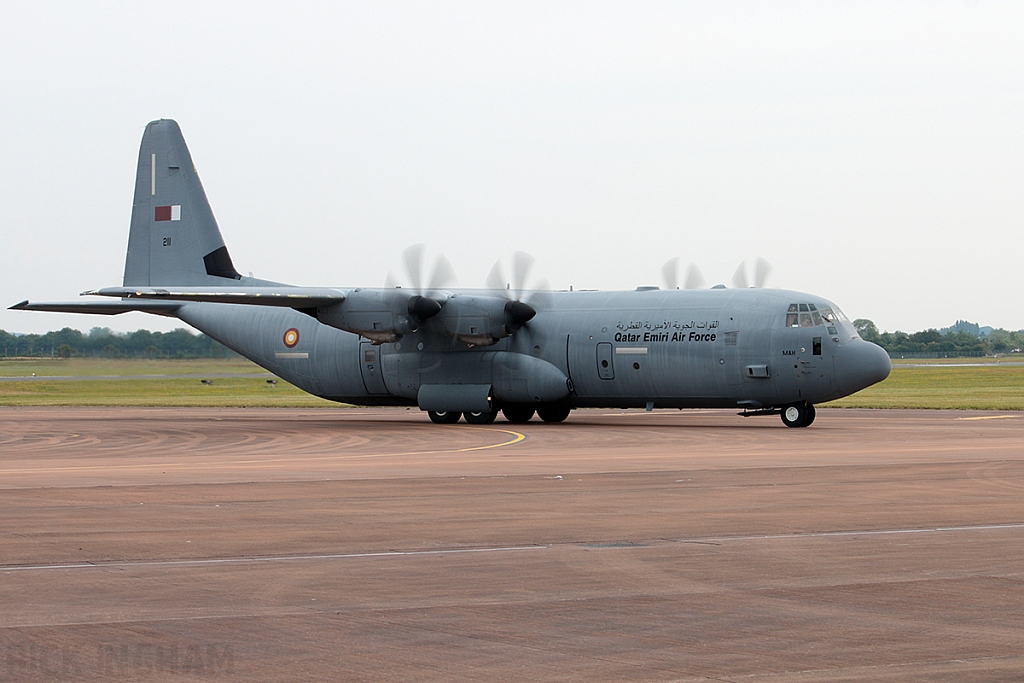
123 119 242 286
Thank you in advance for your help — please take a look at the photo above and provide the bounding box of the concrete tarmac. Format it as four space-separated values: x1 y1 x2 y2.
1 407 1023 682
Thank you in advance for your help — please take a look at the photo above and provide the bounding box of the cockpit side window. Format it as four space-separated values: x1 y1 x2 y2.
825 307 848 322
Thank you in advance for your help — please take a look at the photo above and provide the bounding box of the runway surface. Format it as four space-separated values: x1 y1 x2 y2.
1 407 1023 682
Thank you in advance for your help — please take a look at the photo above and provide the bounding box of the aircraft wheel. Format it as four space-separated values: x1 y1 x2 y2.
464 409 498 425
781 402 815 428
428 410 462 424
536 403 571 423
501 405 536 423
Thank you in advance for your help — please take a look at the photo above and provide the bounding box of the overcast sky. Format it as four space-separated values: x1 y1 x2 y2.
2 1 1022 335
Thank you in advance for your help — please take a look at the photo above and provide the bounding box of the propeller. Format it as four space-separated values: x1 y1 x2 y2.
385 244 458 330
386 244 458 294
661 257 707 290
731 257 773 289
485 251 550 332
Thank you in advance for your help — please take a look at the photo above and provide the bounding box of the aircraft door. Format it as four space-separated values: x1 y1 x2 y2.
796 337 819 375
358 342 389 394
791 334 837 400
596 342 614 379
721 331 743 388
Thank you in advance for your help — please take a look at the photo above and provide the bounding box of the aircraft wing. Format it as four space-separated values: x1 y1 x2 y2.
9 299 184 316
84 286 347 308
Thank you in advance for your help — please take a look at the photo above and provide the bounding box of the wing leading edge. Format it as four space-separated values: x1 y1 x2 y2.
85 286 346 308
9 299 183 316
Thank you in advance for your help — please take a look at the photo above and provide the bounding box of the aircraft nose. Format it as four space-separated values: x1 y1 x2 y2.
833 339 891 396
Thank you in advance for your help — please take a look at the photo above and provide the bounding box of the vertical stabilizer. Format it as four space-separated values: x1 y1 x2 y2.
123 119 242 286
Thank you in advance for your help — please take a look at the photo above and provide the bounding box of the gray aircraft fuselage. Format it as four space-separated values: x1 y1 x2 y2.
173 288 887 412
12 119 891 426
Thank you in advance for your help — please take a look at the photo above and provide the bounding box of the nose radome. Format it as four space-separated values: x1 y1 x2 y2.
833 339 891 396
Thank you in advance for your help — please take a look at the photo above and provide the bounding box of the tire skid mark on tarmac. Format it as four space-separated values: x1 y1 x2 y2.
3 521 1022 573
0 427 527 475
2 421 389 458
0 544 546 573
672 522 1024 544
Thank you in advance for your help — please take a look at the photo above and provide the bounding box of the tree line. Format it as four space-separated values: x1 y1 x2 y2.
0 327 236 359
3 321 1023 360
853 320 1024 358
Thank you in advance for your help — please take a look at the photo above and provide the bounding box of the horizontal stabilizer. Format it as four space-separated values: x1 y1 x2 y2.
9 299 182 316
86 286 346 308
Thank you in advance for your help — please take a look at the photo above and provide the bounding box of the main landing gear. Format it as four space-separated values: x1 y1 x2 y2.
428 403 572 425
536 402 571 423
501 405 534 423
780 401 816 428
427 410 462 424
502 402 572 424
464 409 498 425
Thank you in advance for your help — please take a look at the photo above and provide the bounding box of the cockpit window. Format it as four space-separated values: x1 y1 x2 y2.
786 303 847 328
820 306 849 323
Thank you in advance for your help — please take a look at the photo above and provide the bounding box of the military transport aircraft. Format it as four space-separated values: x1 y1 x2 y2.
12 120 891 427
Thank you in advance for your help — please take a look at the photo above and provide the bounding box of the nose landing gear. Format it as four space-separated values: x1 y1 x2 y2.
781 402 816 428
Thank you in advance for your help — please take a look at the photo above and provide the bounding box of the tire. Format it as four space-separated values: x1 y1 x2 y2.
781 402 814 428
428 410 462 424
501 405 535 423
464 409 498 425
536 403 571 423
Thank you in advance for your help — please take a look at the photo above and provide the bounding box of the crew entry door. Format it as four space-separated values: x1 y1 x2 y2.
359 342 389 394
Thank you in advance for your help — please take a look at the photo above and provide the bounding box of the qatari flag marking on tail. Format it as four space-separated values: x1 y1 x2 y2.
155 205 181 222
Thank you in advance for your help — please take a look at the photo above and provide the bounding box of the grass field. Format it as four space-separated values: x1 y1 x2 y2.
0 358 339 407
1 358 1022 410
0 357 262 377
824 364 1024 410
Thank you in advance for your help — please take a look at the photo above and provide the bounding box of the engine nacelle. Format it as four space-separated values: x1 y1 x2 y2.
311 290 533 346
435 295 536 346
315 289 442 344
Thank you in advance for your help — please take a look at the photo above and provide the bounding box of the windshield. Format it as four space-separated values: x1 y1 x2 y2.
785 303 847 329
